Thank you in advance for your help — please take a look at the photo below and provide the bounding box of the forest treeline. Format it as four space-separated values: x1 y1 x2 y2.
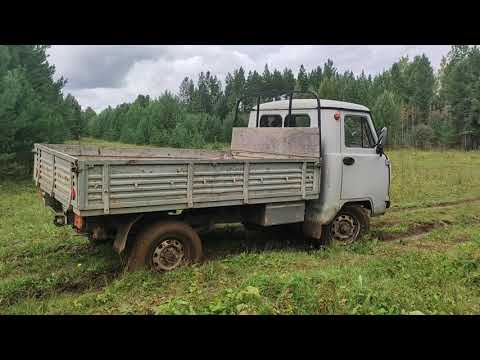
87 45 480 150
1 45 479 176
0 45 84 175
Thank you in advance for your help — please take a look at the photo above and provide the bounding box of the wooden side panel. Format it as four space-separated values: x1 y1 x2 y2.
231 128 320 158
35 144 75 210
34 144 322 217
46 144 231 160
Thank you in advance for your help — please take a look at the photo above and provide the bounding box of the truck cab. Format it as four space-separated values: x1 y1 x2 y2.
246 97 391 242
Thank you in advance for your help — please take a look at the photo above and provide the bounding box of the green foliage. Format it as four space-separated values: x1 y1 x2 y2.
150 128 173 147
372 90 401 143
64 94 84 140
88 49 480 149
89 89 232 149
171 114 206 148
0 45 80 177
318 77 339 99
430 112 456 147
222 110 239 142
406 55 435 122
440 46 480 148
413 124 435 148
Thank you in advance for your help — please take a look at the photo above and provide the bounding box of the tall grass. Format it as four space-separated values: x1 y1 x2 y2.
388 149 480 208
1 148 480 314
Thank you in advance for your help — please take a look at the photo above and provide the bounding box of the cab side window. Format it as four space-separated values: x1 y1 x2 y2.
344 115 375 148
259 115 282 127
284 114 311 127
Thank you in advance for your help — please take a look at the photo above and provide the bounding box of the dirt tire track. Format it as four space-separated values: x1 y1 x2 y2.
0 267 122 308
374 217 480 244
374 222 444 242
390 197 480 213
52 268 122 295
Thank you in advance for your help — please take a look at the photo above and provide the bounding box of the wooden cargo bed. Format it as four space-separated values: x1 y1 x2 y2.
33 128 321 217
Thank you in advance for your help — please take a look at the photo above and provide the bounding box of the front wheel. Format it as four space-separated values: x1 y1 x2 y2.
321 207 369 246
127 221 203 272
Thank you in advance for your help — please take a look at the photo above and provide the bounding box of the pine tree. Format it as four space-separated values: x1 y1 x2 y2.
0 45 70 176
282 68 296 93
64 94 83 140
83 107 97 136
372 90 401 145
407 54 435 123
296 64 309 93
308 66 323 92
270 69 285 98
262 64 273 98
179 77 194 109
318 77 338 99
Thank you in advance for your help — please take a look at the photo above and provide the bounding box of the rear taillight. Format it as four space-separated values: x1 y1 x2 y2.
74 214 84 230
71 187 76 201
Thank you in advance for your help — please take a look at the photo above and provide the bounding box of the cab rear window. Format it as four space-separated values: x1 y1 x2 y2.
284 114 311 127
259 115 282 127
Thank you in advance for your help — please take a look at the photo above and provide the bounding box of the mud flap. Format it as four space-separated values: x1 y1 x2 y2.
302 220 323 240
112 214 143 254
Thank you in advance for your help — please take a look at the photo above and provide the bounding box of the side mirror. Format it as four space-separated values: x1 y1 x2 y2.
376 127 387 155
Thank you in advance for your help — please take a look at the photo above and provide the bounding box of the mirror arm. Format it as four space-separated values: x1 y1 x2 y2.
376 144 384 157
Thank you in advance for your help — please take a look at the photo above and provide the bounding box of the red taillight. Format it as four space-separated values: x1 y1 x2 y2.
71 187 76 200
334 111 341 121
74 214 84 230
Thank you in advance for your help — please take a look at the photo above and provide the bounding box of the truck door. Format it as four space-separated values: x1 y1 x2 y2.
340 112 390 215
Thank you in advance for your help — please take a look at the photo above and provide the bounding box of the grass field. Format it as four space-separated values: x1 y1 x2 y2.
1 146 480 314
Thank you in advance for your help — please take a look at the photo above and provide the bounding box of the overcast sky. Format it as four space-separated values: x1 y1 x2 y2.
47 45 451 112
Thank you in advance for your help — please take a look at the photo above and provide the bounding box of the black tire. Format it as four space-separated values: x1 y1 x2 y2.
127 221 203 272
321 206 370 246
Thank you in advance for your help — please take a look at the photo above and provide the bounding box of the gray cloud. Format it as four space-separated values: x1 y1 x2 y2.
48 45 451 112
48 45 168 89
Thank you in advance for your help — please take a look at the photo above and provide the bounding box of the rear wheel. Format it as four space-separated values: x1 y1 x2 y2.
127 221 203 272
321 207 369 246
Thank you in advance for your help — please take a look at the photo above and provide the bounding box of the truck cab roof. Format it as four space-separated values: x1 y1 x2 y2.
252 99 370 112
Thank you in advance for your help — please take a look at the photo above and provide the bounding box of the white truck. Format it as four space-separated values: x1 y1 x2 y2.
33 92 391 272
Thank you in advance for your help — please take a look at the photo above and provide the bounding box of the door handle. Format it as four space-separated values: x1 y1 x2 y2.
343 157 355 165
